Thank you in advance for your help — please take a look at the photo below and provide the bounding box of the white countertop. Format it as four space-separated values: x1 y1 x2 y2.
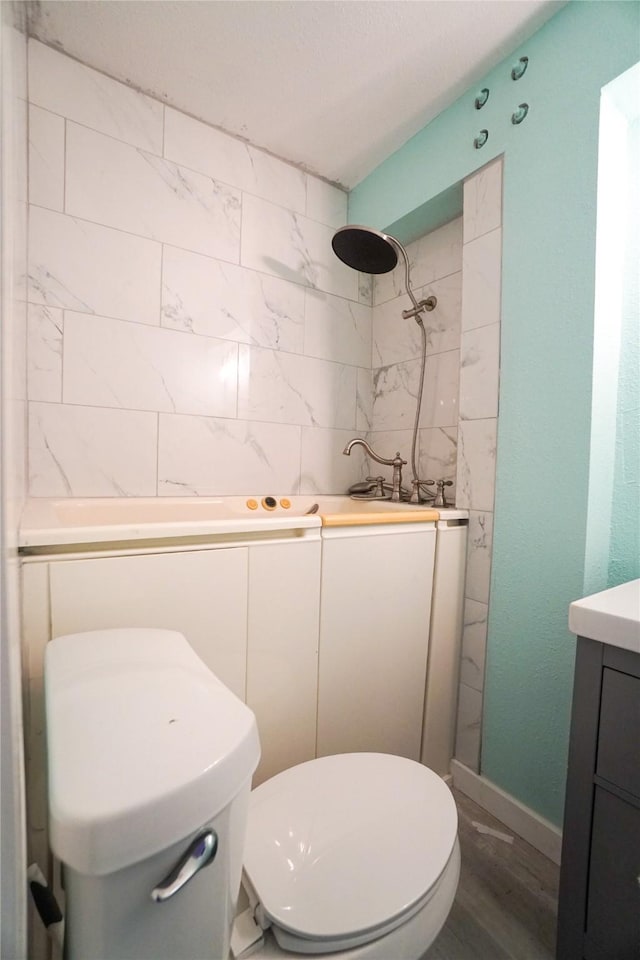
569 579 640 654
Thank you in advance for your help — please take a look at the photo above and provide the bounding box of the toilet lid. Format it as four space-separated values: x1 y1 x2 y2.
243 753 457 944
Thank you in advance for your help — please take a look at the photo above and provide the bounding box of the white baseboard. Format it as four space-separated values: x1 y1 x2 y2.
450 760 563 865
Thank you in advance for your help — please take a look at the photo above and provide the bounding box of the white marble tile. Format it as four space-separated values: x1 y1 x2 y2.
161 245 304 352
238 344 356 429
304 289 371 367
158 413 301 496
305 176 347 228
14 90 28 204
372 357 420 432
459 322 500 420
27 304 62 402
459 599 488 693
300 428 367 494
356 367 373 432
417 426 457 491
28 206 162 325
373 218 463 306
462 227 502 332
454 682 483 773
10 23 27 101
373 271 461 368
9 299 27 405
421 271 462 356
28 105 64 210
372 255 407 308
63 312 238 418
65 123 241 263
28 39 163 154
466 510 494 605
456 418 497 512
241 194 358 300
464 157 503 243
28 401 157 497
408 217 464 290
164 107 306 214
420 349 460 429
358 273 373 306
372 295 422 367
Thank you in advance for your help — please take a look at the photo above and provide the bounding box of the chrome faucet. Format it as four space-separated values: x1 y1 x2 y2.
343 438 407 502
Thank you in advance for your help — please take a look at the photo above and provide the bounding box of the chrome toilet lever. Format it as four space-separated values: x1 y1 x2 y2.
151 829 218 902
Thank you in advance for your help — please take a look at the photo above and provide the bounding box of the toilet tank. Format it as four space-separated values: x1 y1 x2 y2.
45 628 260 960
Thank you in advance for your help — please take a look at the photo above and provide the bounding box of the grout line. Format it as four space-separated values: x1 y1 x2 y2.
26 398 371 434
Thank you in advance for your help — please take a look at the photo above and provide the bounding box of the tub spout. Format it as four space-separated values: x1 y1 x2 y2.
342 438 407 502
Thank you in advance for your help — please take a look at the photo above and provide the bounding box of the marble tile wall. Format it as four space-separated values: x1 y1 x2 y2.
454 157 503 773
25 39 370 497
367 219 463 500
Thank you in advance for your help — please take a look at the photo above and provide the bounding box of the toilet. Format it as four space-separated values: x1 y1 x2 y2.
45 629 459 960
235 753 459 960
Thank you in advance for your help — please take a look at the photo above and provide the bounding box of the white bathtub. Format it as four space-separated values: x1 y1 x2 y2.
19 496 466 549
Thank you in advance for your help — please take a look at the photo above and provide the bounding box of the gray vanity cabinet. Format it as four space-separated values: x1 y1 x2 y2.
557 637 640 960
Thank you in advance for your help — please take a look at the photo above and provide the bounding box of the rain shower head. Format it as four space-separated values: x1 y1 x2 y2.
331 224 436 319
331 225 399 275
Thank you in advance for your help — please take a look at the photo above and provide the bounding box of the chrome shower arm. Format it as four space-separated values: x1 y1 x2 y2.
388 236 421 311
388 236 437 319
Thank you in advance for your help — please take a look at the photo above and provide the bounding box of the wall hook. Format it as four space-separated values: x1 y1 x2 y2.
475 88 490 110
511 56 529 80
511 103 529 125
474 129 489 149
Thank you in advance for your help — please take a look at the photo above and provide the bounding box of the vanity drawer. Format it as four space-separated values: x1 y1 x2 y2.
597 668 640 798
585 787 640 960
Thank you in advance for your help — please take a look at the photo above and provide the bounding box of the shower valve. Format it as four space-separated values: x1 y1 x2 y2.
402 296 437 320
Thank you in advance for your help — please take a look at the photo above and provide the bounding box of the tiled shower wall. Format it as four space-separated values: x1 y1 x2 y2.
25 40 495 514
25 40 372 498
367 219 463 499
454 158 503 773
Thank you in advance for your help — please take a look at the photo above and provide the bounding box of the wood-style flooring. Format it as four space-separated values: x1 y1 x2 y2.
423 789 559 960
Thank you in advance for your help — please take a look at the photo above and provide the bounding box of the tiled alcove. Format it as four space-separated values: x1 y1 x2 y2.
364 159 503 775
455 158 503 772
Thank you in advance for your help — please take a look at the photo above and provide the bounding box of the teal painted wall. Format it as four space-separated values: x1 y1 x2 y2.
609 111 639 588
350 1 640 825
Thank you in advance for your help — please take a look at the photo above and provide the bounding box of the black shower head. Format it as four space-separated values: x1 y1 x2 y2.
331 225 399 274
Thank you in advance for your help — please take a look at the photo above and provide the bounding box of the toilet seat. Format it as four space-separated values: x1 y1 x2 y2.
242 753 458 954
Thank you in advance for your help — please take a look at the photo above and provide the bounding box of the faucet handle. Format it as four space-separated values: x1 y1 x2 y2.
366 476 386 498
434 479 453 508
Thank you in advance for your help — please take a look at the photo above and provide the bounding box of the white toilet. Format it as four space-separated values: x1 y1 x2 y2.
45 629 459 960
235 753 459 960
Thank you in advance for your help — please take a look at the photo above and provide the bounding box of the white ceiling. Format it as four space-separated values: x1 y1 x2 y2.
28 0 563 188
